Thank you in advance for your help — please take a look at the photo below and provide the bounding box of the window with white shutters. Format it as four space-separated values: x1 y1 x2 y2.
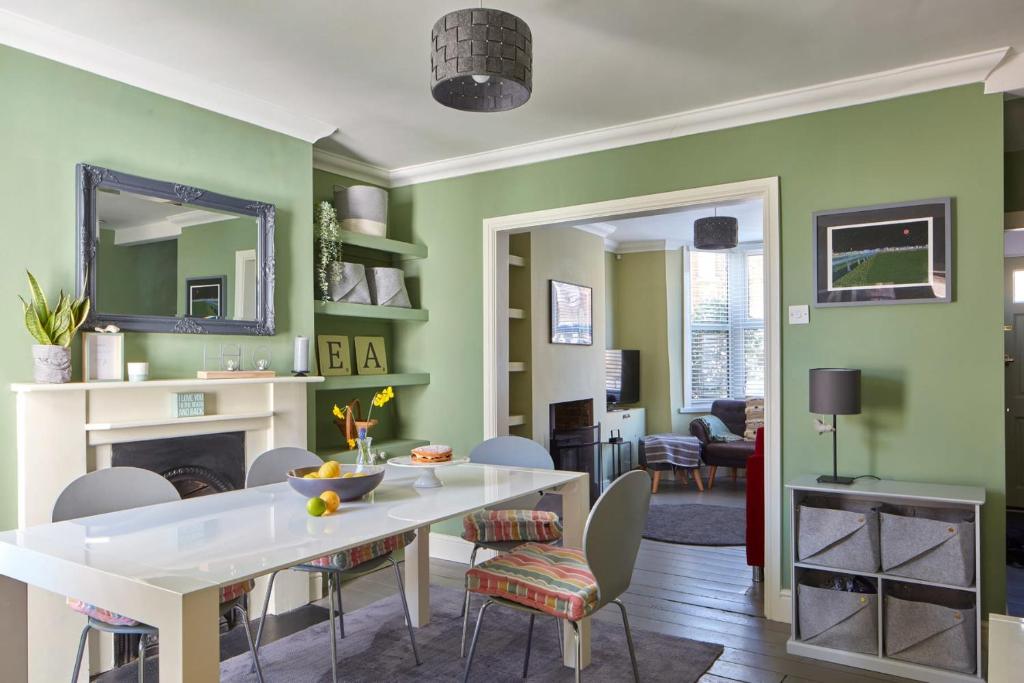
684 246 765 408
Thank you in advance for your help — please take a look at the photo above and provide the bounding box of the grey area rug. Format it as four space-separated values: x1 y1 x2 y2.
644 503 746 546
215 586 721 682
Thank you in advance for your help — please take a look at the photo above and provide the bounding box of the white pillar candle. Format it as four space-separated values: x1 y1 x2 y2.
293 336 310 374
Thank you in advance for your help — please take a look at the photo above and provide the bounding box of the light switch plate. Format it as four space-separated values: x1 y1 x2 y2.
788 305 810 325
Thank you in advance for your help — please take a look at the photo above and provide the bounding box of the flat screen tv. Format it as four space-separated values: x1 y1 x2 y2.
606 349 639 407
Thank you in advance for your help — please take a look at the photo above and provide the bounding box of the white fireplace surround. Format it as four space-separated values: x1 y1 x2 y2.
11 375 322 681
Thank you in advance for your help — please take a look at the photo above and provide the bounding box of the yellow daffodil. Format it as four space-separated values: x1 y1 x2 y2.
347 438 356 449
332 404 346 420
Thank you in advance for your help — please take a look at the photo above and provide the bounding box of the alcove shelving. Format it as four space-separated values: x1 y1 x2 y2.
506 233 532 437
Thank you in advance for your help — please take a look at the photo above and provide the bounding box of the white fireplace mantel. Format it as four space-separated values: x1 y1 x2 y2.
10 374 323 681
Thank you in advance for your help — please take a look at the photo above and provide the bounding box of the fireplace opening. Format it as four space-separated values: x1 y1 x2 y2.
549 399 601 504
111 432 245 499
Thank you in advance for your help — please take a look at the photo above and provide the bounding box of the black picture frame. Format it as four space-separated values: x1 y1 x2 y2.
76 163 276 335
550 280 593 345
186 276 227 319
813 198 952 307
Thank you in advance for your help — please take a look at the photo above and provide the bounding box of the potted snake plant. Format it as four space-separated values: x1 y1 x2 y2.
20 271 90 383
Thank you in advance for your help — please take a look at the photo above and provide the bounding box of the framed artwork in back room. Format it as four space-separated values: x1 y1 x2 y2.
550 280 593 345
813 198 952 307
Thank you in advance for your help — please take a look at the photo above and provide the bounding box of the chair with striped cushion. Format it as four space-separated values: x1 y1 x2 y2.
464 470 651 682
246 447 421 682
55 467 264 683
460 436 563 657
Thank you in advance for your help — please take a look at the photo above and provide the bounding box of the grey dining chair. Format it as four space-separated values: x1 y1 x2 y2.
463 469 651 683
461 436 563 657
55 467 264 683
246 447 421 683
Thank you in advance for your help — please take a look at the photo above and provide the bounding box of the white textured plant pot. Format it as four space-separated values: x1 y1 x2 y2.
367 267 411 308
329 262 372 304
32 344 72 383
334 185 387 237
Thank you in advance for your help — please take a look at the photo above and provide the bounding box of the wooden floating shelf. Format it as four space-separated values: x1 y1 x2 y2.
318 438 430 463
314 301 428 321
317 373 430 391
508 308 526 319
86 411 274 432
507 414 525 427
508 362 526 373
508 255 526 267
338 230 427 259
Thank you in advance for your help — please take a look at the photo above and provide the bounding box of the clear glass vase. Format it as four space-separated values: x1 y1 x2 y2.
355 435 374 470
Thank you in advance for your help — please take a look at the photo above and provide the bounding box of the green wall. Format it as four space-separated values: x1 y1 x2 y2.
95 228 178 316
390 85 1006 611
0 45 314 530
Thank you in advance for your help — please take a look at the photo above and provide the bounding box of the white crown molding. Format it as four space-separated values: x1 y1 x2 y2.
985 48 1024 96
312 148 391 186
321 47 1010 188
0 9 336 143
613 239 684 254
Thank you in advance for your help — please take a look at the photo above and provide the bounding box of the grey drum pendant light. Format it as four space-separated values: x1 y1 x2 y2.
431 7 532 112
693 209 739 250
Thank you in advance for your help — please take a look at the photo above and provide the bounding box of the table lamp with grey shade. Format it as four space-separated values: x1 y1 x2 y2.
809 368 861 484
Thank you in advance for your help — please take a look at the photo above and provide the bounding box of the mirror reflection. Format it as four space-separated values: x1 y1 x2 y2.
94 189 259 321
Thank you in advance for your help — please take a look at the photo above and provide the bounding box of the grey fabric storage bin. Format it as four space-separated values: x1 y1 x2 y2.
367 267 411 308
885 583 976 674
329 262 372 304
334 185 387 237
880 506 975 587
797 496 880 572
798 582 878 655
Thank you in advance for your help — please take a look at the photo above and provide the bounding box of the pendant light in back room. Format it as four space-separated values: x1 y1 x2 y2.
693 208 739 250
430 7 532 112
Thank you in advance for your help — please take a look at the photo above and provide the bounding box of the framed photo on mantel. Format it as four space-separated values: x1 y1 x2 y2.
813 198 952 307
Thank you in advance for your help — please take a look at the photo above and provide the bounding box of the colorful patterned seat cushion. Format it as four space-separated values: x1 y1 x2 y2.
462 509 562 544
68 580 254 626
305 531 416 571
466 543 598 621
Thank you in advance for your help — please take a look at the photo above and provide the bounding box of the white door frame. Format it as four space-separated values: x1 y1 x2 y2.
481 177 785 622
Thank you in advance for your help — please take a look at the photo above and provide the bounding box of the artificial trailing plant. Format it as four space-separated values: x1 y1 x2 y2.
316 201 341 302
19 271 90 347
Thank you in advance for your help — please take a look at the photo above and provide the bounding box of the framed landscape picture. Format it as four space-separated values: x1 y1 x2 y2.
550 280 593 345
813 198 952 307
186 276 226 318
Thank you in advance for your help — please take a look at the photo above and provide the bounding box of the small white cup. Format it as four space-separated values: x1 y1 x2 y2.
127 362 149 382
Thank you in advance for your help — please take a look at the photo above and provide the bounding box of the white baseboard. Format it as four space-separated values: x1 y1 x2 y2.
428 532 497 565
776 588 792 624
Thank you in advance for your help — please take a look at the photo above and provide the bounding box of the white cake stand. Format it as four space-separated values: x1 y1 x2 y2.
388 456 468 488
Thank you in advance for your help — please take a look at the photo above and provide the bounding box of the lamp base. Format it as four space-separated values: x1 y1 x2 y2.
817 474 855 485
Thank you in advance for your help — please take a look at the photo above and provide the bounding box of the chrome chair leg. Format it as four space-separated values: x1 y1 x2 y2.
234 604 265 683
326 573 338 683
613 599 640 683
137 634 146 683
333 571 345 639
522 614 535 678
71 623 90 683
390 557 422 665
460 544 480 657
253 569 280 654
571 621 582 683
463 600 493 683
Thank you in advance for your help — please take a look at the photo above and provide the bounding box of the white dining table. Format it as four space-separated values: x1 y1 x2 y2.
0 463 591 682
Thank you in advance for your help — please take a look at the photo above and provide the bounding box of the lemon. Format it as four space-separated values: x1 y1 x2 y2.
318 461 341 479
342 472 355 478
303 472 319 479
320 490 341 513
306 497 327 517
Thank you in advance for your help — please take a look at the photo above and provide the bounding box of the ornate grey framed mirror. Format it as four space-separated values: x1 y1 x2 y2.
76 163 275 335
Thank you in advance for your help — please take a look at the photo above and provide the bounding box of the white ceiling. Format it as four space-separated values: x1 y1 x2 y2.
96 191 234 232
577 198 763 251
3 1 1023 172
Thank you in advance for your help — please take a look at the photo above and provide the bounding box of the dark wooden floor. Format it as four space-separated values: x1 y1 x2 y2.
234 538 908 683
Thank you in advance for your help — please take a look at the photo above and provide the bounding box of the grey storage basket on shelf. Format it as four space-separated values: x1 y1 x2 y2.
367 267 411 308
329 262 372 304
884 582 976 674
797 496 881 572
880 506 975 587
797 574 878 655
334 185 387 237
